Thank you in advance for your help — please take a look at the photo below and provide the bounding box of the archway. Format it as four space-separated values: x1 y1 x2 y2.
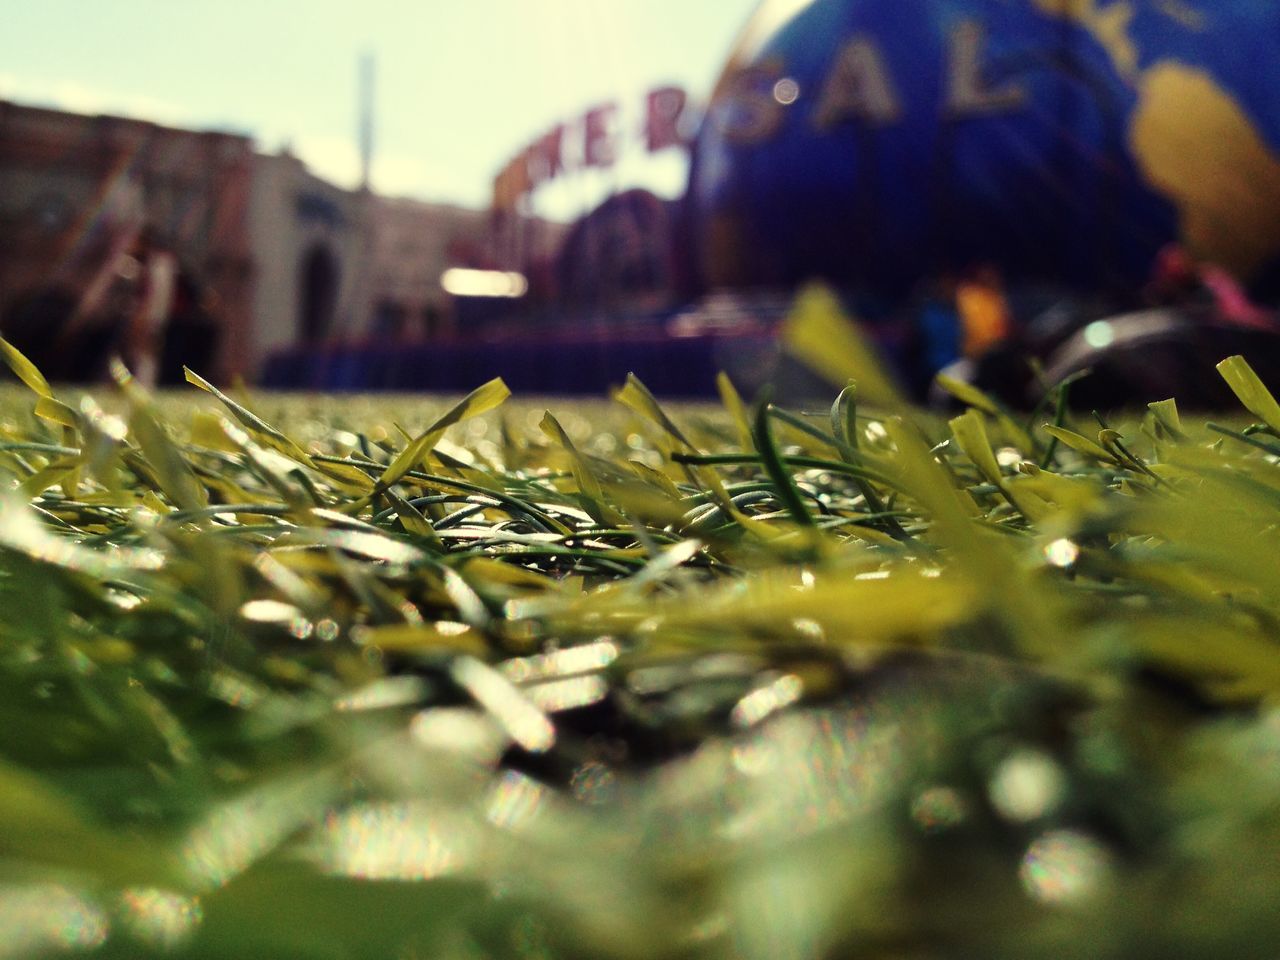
2 286 79 379
298 244 339 342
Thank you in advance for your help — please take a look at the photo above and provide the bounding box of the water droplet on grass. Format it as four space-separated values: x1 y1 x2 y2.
570 760 617 805
731 674 803 728
119 888 202 949
911 786 968 833
1044 538 1080 569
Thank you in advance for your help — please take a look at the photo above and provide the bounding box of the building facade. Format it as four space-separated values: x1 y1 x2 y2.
247 151 372 362
0 100 570 384
0 101 255 381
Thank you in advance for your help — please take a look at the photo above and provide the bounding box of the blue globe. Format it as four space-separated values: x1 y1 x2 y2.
690 0 1280 298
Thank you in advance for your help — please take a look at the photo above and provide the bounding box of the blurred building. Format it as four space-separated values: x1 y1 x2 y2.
364 196 570 342
248 151 372 363
365 197 489 341
554 189 681 321
0 99 565 384
0 100 255 380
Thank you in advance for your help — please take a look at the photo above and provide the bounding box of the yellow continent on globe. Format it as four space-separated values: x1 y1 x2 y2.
1129 65 1280 280
1033 0 1280 279
1029 0 1139 79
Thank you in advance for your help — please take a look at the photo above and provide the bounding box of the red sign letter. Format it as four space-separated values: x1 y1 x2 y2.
529 124 566 185
645 86 688 152
582 103 619 168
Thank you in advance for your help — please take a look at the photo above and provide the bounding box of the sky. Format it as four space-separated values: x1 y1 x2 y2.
0 0 761 220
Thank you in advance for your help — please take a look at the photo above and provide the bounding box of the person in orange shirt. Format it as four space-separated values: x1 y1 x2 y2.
956 264 1012 358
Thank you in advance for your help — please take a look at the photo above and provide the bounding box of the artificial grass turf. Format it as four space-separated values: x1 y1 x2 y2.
0 341 1278 959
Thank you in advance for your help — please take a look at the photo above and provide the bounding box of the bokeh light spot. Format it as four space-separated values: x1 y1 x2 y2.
119 888 202 950
911 786 968 833
990 749 1066 822
1083 321 1115 349
315 803 471 881
1020 830 1111 904
773 77 800 104
1044 538 1081 569
570 760 617 805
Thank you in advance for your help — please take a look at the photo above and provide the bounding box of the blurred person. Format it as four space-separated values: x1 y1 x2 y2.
42 242 140 383
956 264 1012 358
1200 262 1276 329
916 273 962 379
1143 243 1213 310
1144 242 1275 329
44 222 145 382
158 270 221 386
122 228 177 387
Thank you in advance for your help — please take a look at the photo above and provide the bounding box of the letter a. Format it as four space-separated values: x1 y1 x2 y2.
813 37 902 129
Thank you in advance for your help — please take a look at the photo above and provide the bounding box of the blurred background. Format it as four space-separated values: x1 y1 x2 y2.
3 0 1280 404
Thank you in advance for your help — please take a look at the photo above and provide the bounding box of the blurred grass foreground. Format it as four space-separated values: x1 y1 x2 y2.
1 318 1280 959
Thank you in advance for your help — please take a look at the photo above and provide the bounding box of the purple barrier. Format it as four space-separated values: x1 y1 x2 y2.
260 332 781 398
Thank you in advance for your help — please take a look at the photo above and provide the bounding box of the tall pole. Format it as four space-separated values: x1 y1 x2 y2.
347 52 376 348
358 53 375 192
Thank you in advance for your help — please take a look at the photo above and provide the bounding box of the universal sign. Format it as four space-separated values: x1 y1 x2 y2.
492 86 692 213
715 21 1028 143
